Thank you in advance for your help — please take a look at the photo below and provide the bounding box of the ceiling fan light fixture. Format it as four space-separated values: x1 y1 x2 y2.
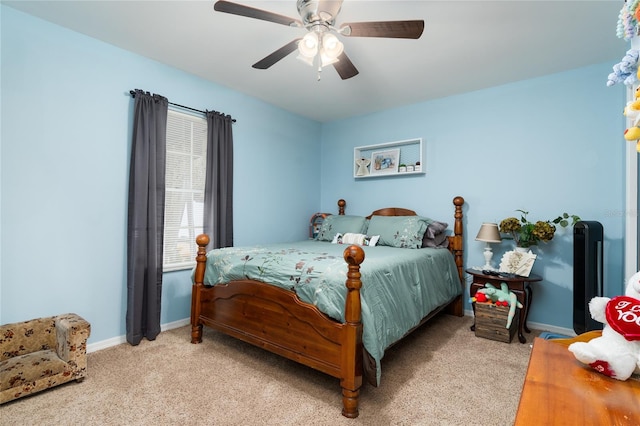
214 1 426 80
321 33 344 60
298 32 318 58
296 53 315 67
320 53 339 67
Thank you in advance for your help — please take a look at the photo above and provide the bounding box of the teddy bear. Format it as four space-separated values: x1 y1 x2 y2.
568 270 640 381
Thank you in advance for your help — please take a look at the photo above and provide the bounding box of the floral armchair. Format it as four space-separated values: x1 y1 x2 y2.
0 313 91 404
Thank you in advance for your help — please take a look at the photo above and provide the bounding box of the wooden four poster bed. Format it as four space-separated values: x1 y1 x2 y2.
191 196 465 418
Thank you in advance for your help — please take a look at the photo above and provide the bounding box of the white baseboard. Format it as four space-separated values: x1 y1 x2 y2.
463 310 575 337
87 318 190 353
87 335 126 353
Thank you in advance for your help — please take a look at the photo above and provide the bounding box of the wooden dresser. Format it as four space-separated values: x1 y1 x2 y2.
515 337 640 425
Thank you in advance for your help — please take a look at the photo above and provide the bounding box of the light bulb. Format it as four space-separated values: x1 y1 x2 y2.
321 33 343 60
298 32 318 58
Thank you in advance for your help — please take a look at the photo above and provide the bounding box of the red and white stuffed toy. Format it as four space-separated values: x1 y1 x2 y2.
568 270 640 381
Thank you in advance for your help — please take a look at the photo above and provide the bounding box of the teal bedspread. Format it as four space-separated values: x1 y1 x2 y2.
200 240 461 384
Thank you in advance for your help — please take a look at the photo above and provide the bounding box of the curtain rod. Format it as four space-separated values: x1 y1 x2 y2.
129 90 236 122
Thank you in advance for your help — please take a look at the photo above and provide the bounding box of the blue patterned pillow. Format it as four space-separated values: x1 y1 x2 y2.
367 215 431 249
316 215 369 242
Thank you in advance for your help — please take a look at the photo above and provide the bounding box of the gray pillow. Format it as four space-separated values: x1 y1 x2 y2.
366 215 430 249
316 215 368 242
422 220 450 248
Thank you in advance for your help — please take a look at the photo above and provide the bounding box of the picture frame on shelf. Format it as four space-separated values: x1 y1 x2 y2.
355 157 371 176
353 138 424 179
370 148 400 176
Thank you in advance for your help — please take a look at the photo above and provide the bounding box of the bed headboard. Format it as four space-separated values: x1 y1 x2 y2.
366 207 417 219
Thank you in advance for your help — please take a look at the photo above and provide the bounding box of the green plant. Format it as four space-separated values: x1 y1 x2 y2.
499 210 581 248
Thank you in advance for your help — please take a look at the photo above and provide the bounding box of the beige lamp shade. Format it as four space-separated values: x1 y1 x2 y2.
475 223 502 243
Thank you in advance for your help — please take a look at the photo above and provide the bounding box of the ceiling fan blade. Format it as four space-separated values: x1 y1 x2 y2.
214 1 302 27
252 39 302 70
333 52 359 80
340 20 424 39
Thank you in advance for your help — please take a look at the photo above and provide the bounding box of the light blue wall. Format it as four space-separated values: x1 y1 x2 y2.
320 63 627 330
0 6 321 342
0 4 631 341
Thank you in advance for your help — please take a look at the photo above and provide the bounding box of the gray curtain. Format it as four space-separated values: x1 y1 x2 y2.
204 111 234 248
126 90 168 345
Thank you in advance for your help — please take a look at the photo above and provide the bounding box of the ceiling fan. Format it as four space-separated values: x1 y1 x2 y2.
213 0 425 80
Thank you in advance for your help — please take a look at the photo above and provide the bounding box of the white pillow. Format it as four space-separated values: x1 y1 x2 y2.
331 233 379 246
342 233 366 245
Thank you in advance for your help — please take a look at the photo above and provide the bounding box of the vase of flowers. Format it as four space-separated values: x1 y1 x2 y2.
499 210 581 248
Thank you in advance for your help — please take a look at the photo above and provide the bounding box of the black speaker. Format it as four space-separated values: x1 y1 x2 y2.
573 221 604 335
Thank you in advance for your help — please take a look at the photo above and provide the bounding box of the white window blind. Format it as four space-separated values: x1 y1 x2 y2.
163 109 207 271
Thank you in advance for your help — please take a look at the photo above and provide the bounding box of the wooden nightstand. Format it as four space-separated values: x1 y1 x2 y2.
466 268 542 343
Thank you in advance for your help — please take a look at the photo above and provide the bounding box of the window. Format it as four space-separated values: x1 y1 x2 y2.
163 109 207 271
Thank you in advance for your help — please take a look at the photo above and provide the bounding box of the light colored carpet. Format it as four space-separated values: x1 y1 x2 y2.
2 314 541 425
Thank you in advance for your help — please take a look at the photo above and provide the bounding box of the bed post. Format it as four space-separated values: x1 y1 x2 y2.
341 245 364 418
191 234 209 344
446 196 465 317
338 199 346 215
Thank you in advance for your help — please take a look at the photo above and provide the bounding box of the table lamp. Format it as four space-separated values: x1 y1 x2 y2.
475 222 502 270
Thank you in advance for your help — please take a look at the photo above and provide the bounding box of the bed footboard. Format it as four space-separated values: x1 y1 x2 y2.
191 235 365 418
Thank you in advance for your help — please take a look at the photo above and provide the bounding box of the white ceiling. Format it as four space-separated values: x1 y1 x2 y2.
3 0 626 122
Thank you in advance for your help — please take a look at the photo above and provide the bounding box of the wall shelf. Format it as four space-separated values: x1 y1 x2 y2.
353 138 424 178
